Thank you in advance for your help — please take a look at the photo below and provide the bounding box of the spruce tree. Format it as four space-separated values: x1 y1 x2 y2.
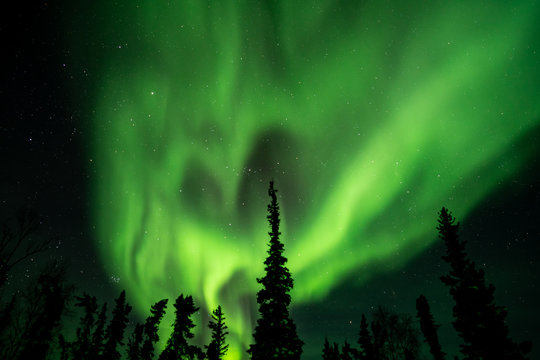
89 302 108 359
72 293 98 360
340 340 357 360
357 314 373 360
127 323 144 360
142 299 168 360
247 180 303 360
159 294 203 360
103 290 132 360
59 334 70 360
206 305 229 360
438 207 531 360
416 294 445 360
370 310 387 360
322 337 340 360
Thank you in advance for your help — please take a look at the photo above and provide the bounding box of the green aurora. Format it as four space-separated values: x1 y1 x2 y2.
72 1 540 358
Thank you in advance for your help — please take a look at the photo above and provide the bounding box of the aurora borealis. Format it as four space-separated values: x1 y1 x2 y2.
58 1 540 359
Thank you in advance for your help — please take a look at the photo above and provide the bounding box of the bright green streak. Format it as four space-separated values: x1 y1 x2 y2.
79 1 539 358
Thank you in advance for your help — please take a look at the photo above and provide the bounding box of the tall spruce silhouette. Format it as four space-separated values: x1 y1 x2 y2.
322 337 340 360
142 299 168 360
102 290 132 360
159 294 203 360
438 207 531 359
416 295 445 360
90 302 108 358
127 323 144 360
247 181 303 360
340 340 357 360
357 314 373 360
72 293 99 360
205 305 229 360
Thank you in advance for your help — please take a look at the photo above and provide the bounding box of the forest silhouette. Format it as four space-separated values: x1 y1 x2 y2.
0 182 532 359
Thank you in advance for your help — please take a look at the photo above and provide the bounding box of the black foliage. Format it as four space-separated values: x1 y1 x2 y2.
2 198 536 360
340 340 358 360
159 294 203 360
127 323 144 360
357 314 373 360
0 209 50 289
206 305 229 360
370 306 420 360
59 334 70 360
438 207 531 360
322 337 341 360
89 302 108 359
102 290 132 360
247 180 303 360
142 299 168 360
416 294 445 360
72 293 99 360
14 262 72 360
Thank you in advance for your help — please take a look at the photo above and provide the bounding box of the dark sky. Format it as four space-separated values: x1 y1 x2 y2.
1 1 114 298
2 2 540 360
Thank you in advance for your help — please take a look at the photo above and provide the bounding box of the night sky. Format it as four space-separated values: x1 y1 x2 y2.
2 1 540 360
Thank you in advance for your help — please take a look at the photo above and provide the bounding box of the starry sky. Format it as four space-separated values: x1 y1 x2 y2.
2 1 540 360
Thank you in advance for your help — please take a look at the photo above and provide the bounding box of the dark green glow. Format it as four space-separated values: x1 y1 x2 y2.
76 1 540 358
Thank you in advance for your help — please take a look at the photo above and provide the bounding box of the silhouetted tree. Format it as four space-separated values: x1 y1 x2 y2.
205 305 229 360
438 207 531 359
370 309 387 360
59 334 70 360
142 299 168 360
247 180 303 360
0 295 16 341
358 314 373 360
72 293 98 360
127 323 144 360
14 262 71 360
0 209 52 342
416 295 445 360
322 337 340 360
102 290 132 360
159 294 203 360
370 307 420 360
340 340 358 360
0 209 50 289
89 302 108 359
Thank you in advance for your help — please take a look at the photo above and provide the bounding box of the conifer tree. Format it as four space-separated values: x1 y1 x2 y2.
438 207 531 360
322 337 340 360
206 305 229 360
59 334 70 360
16 263 71 359
127 323 144 360
416 295 445 360
159 294 203 360
72 293 98 360
103 290 132 360
340 340 357 360
142 299 168 360
247 181 303 360
89 302 108 359
370 311 386 360
357 314 373 360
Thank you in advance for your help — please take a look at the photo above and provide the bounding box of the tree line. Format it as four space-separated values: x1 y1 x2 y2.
0 182 532 359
